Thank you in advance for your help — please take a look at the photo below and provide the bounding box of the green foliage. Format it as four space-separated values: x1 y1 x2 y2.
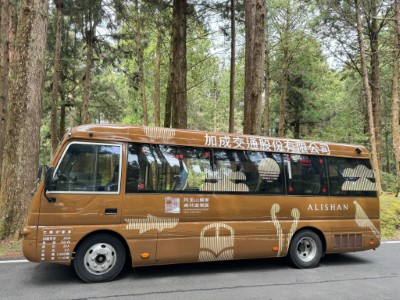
381 172 398 194
380 194 400 239
37 0 399 181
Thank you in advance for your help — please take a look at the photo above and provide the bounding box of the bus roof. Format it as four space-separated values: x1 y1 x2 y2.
66 124 370 159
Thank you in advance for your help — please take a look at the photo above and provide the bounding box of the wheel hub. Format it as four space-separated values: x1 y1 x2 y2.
84 243 117 275
296 237 317 262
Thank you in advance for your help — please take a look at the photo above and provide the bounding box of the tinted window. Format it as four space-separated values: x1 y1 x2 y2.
180 147 212 192
205 149 249 192
327 157 376 197
53 143 121 192
126 143 202 193
125 143 144 193
245 151 284 194
285 154 328 195
126 144 287 195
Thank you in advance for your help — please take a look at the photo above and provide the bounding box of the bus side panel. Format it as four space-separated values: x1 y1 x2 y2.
155 223 283 264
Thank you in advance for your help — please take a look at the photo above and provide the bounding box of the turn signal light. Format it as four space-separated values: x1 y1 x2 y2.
140 252 150 259
369 241 375 246
272 246 279 252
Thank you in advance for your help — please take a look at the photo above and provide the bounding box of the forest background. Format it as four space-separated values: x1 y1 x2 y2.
0 0 400 241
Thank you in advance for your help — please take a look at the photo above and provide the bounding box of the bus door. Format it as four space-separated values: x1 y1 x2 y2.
38 142 123 263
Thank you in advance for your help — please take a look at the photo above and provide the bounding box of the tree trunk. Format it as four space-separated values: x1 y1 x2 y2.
278 6 291 138
8 0 17 65
59 101 65 139
0 0 10 184
213 79 218 132
50 0 63 156
392 0 400 196
369 1 383 172
229 0 235 133
164 36 173 128
384 119 390 173
0 0 48 239
354 0 382 194
171 0 187 129
135 0 148 126
278 46 289 137
153 20 162 127
249 0 265 136
243 0 254 134
82 11 96 125
264 7 270 137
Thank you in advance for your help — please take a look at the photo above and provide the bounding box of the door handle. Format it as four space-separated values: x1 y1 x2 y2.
105 208 117 215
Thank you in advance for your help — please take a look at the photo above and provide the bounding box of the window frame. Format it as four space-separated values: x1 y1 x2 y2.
326 157 377 197
123 142 377 198
51 141 123 195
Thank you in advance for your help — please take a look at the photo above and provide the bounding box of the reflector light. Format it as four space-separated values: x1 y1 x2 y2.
369 241 375 246
141 253 150 259
272 247 279 251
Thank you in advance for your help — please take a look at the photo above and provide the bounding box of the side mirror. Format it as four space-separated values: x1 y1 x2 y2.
31 165 47 195
44 167 55 191
44 167 56 203
37 165 44 181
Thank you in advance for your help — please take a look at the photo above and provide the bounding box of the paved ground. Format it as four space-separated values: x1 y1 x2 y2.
0 241 399 300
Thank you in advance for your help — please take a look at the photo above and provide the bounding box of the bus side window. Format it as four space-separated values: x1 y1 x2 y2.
327 157 376 197
204 149 249 192
179 147 211 192
285 154 328 196
54 143 121 193
126 143 143 193
132 144 188 193
157 145 185 192
246 151 284 194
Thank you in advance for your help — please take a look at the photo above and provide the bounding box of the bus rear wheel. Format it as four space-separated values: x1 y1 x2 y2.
288 230 322 268
73 234 126 283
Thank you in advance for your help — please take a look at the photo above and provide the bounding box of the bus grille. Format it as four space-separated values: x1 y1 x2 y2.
333 234 363 248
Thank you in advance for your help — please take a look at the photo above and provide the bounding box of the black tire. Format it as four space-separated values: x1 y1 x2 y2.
288 230 322 269
73 234 126 283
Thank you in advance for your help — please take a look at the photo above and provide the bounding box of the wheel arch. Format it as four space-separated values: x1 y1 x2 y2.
72 229 132 266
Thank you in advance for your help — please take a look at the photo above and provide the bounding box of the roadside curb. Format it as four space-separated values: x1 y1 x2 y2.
0 259 28 263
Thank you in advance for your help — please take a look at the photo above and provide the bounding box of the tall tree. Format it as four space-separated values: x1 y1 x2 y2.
277 3 291 137
392 0 400 195
229 0 235 133
170 0 187 129
153 9 163 127
263 4 270 136
0 0 48 239
135 0 148 126
164 36 173 128
317 0 390 171
0 0 10 181
81 0 102 124
354 0 382 194
365 0 389 172
244 0 265 135
50 0 63 155
243 0 254 134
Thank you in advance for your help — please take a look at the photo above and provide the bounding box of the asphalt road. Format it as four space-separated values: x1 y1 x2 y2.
1 241 399 300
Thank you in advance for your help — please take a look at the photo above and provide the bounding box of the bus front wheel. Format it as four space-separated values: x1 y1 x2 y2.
73 234 126 283
288 230 322 268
